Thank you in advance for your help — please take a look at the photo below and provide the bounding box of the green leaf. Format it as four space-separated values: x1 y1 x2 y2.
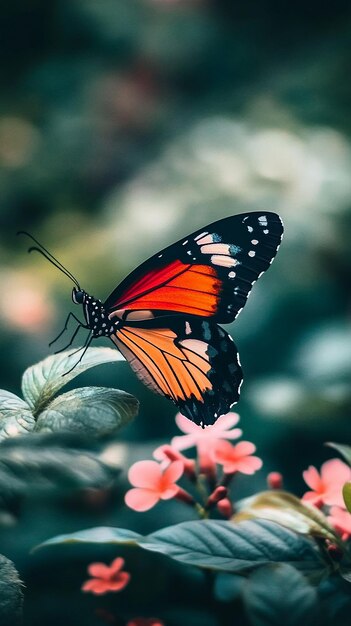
342 483 351 514
242 563 318 626
326 442 351 466
36 519 326 575
141 520 325 573
234 491 338 541
34 387 138 437
21 347 125 415
340 568 351 583
0 390 35 441
0 433 121 502
0 554 23 626
36 526 142 550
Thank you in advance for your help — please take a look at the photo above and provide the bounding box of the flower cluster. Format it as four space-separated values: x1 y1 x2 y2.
83 559 164 625
302 458 351 540
124 411 262 516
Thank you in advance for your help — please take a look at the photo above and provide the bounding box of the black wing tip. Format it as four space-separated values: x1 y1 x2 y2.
178 394 240 428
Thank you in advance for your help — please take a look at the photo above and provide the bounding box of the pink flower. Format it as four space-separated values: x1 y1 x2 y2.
153 444 196 478
81 558 130 595
302 459 351 508
125 460 184 512
328 506 351 541
171 412 242 476
211 440 263 475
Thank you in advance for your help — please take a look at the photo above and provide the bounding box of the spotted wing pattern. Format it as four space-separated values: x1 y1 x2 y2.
104 212 284 324
111 317 242 426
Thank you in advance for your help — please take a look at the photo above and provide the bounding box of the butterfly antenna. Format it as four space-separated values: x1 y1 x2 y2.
17 231 81 289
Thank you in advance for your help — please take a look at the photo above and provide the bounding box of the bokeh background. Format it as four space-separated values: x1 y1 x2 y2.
0 1 350 624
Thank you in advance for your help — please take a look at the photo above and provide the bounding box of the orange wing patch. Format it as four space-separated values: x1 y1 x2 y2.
109 261 221 317
111 326 212 404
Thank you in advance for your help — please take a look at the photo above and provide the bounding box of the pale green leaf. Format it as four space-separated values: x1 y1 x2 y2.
35 387 138 436
0 390 34 441
21 347 125 414
234 490 337 541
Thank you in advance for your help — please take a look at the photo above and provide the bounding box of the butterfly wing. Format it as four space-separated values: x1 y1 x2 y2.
111 317 242 426
104 212 283 324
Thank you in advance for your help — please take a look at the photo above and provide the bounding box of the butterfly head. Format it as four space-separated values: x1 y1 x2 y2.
72 287 85 305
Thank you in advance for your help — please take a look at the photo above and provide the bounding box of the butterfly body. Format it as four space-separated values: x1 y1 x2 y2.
65 211 284 427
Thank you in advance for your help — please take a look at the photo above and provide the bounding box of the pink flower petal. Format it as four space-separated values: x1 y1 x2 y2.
171 433 197 451
175 412 199 434
106 572 131 591
125 488 160 512
88 562 113 579
235 456 263 475
328 506 351 538
219 428 242 440
302 466 323 491
153 444 171 461
82 579 112 594
212 412 240 432
323 488 348 508
234 441 256 456
322 459 351 487
109 557 125 575
162 460 184 486
160 485 179 500
128 461 162 489
301 491 323 505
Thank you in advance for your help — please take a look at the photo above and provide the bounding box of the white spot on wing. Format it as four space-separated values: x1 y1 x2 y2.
211 255 238 267
196 234 215 245
251 239 258 245
200 243 230 255
258 215 268 226
248 251 255 257
195 231 208 241
182 240 188 245
229 271 236 278
263 229 269 234
185 321 191 335
247 225 253 233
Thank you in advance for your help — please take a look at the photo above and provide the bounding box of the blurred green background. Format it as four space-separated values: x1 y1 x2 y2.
0 1 350 624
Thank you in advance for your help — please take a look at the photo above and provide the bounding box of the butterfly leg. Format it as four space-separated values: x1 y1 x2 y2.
53 322 87 354
62 333 93 376
49 312 87 347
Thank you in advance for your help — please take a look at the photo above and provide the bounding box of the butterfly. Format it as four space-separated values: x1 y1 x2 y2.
20 212 283 427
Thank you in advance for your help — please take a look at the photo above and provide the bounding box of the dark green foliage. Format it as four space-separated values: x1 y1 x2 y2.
242 564 318 626
0 555 23 626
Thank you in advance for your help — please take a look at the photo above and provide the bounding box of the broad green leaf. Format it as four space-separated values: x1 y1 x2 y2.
234 491 337 541
35 387 138 437
140 520 325 573
0 554 23 625
21 347 125 415
36 519 325 575
326 443 351 466
0 433 121 501
36 526 142 550
242 563 318 626
342 483 351 514
0 390 34 441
